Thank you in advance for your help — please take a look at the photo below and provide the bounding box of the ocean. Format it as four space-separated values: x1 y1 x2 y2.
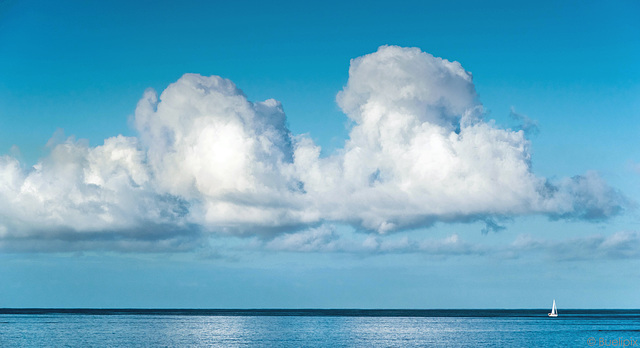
1 309 638 347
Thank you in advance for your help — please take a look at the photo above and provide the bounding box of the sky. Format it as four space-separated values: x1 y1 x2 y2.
0 0 639 309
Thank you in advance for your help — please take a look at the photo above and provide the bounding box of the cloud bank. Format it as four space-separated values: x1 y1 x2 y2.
263 225 487 257
260 226 640 261
0 45 627 252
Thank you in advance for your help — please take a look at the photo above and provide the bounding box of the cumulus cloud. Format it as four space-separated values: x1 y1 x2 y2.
134 74 314 235
293 46 625 233
0 45 628 252
0 135 198 252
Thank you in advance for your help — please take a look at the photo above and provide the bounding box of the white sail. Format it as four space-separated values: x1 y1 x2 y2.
548 299 558 317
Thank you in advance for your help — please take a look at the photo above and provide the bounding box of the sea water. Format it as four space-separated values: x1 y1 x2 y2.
1 309 639 347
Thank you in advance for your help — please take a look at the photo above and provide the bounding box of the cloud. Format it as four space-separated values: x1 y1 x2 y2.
294 46 626 233
510 231 640 261
0 224 202 253
543 172 627 221
260 225 640 261
133 74 314 235
0 135 199 252
509 107 539 136
0 45 628 252
265 225 342 252
263 224 487 256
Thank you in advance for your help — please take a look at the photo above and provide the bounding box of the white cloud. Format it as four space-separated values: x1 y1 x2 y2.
133 74 315 235
0 46 628 252
294 45 625 233
0 135 197 252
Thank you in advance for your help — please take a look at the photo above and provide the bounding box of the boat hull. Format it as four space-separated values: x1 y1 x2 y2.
548 313 558 317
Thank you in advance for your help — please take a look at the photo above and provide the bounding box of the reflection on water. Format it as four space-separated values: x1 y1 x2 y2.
1 312 639 347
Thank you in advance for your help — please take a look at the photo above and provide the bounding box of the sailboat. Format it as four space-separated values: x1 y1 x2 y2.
548 299 558 317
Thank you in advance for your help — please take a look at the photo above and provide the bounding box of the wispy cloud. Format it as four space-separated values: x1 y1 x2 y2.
262 225 487 257
0 45 628 252
260 226 640 261
509 107 539 136
509 231 640 261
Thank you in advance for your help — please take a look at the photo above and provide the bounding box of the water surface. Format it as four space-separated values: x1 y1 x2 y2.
1 309 638 347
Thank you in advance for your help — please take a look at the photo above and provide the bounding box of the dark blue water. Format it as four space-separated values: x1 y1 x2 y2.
1 309 638 347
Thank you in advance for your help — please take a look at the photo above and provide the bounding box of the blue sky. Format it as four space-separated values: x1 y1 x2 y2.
0 0 639 308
